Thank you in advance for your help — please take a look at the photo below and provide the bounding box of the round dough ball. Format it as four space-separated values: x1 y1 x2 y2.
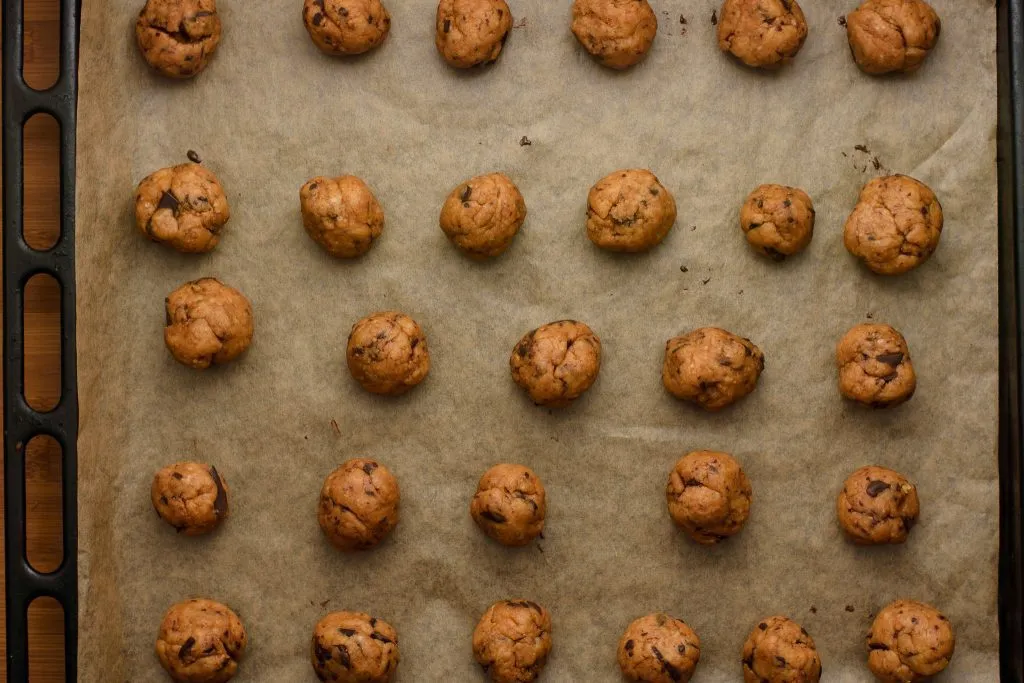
155 598 247 683
346 311 430 395
571 0 658 70
836 323 916 408
717 0 807 68
164 278 254 370
470 464 546 546
509 320 601 407
151 462 229 535
302 0 391 56
740 184 814 259
135 163 229 253
136 0 221 78
742 616 821 683
311 611 399 682
666 450 752 544
586 169 677 252
843 174 943 275
867 600 954 681
617 613 701 683
846 0 940 75
435 0 512 68
662 327 765 411
472 600 552 683
439 172 526 258
300 175 385 258
837 465 919 545
318 459 400 551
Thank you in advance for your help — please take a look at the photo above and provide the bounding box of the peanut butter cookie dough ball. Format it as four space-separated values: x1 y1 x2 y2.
435 0 512 68
318 459 400 551
155 598 247 683
836 323 916 408
717 0 808 69
740 184 814 259
586 169 676 252
164 278 254 370
867 600 954 681
837 465 919 545
303 0 391 56
311 611 399 682
617 613 701 683
439 172 526 258
136 0 222 78
472 600 552 683
151 462 229 535
510 320 601 407
346 311 430 395
844 175 943 275
846 0 940 75
300 175 384 258
571 0 658 70
742 616 821 683
135 163 229 253
666 450 752 544
662 327 764 411
470 464 546 547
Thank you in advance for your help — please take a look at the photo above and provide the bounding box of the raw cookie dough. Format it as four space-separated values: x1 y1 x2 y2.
846 0 941 75
509 320 602 407
311 611 399 682
837 465 919 545
742 616 822 683
435 0 512 68
570 0 658 70
300 175 385 258
662 327 765 411
586 169 677 252
717 0 808 68
836 323 916 408
470 464 546 546
318 459 400 551
302 0 391 56
472 600 552 683
155 598 247 683
617 613 701 683
843 175 943 275
740 184 814 259
867 600 954 681
164 278 254 370
151 462 229 535
135 163 229 253
666 450 752 544
439 172 526 258
346 311 430 395
136 0 222 78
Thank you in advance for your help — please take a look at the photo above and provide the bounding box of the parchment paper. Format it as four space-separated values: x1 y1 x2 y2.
75 1 1000 679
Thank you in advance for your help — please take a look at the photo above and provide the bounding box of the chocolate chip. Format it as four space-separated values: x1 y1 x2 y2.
683 478 702 488
650 186 660 196
157 191 180 213
866 480 890 497
758 622 768 630
337 643 351 668
172 472 183 480
314 642 332 666
339 6 348 15
877 352 904 366
312 12 324 25
776 656 787 667
625 639 635 653
783 199 792 207
481 509 507 524
868 642 889 650
370 632 393 644
362 462 377 475
186 150 201 163
443 18 451 32
178 637 196 661
460 185 472 202
210 466 228 517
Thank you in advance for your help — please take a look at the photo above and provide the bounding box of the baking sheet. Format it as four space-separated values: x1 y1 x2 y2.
75 0 999 679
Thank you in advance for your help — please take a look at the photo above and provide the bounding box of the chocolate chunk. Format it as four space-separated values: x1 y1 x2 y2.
759 622 768 630
370 632 393 644
625 639 635 653
783 199 792 207
312 12 324 25
877 352 904 366
443 18 451 32
158 191 180 213
481 509 507 524
338 628 356 636
362 461 377 475
776 655 787 667
172 472 183 480
763 246 787 261
866 480 890 497
210 466 228 517
186 150 201 163
868 642 889 650
337 643 351 668
178 637 196 661
461 185 472 202
314 642 332 665
651 646 683 682
339 6 348 16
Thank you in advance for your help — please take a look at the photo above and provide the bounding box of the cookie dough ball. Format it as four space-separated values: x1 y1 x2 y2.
867 600 954 681
837 465 919 545
136 0 221 78
346 311 430 395
155 598 247 683
836 323 916 408
439 173 526 258
666 450 752 544
472 600 552 683
470 464 546 546
318 459 400 551
618 613 701 683
435 0 512 68
300 175 384 258
846 0 940 75
740 184 814 259
717 0 808 68
742 616 821 683
571 0 658 70
509 320 601 407
135 163 229 253
303 0 391 56
311 611 399 682
151 462 229 535
164 278 254 370
586 169 677 252
662 327 764 411
843 175 943 275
